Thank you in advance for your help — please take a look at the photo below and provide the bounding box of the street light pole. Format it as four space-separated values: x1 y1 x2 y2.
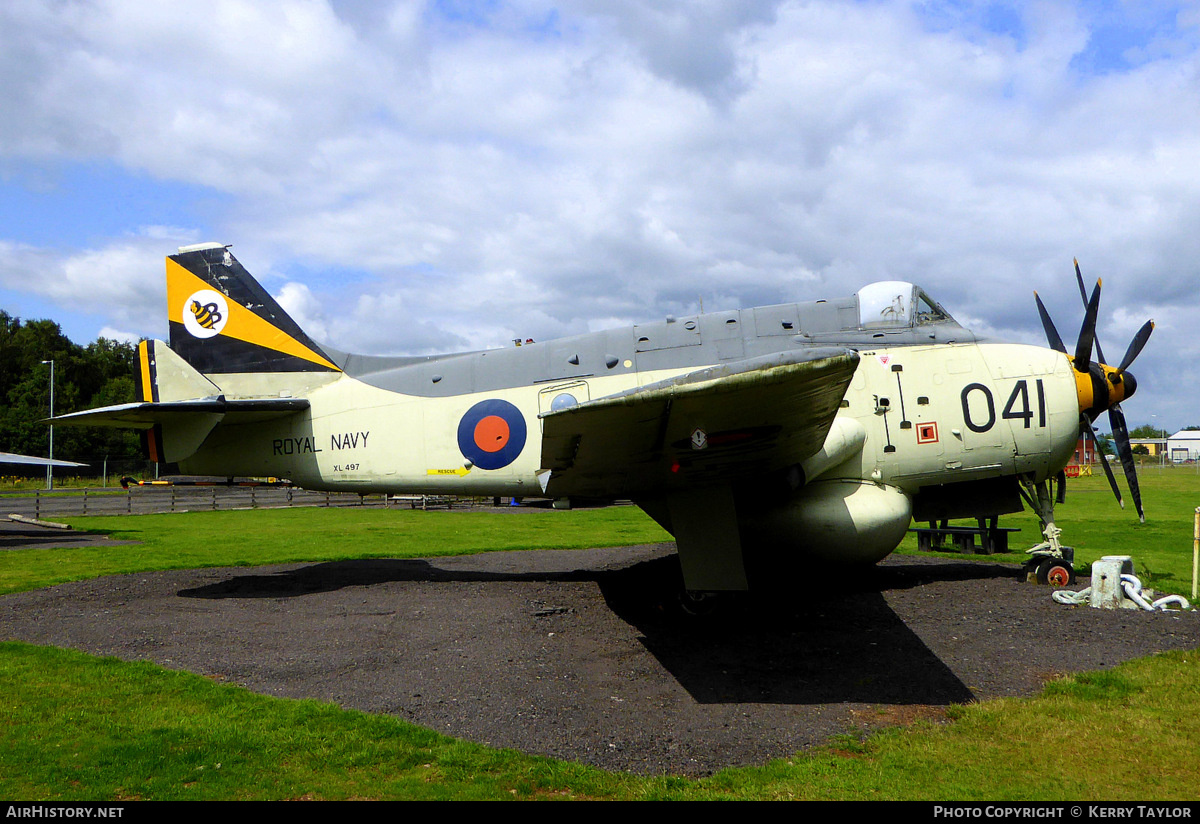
42 359 54 489
1152 414 1165 467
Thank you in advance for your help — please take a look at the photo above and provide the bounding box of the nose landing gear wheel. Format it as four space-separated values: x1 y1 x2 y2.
1036 557 1076 587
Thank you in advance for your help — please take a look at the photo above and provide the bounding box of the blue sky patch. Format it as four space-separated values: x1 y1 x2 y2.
0 160 225 248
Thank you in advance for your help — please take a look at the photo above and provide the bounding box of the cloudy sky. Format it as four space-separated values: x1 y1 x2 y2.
1 0 1196 431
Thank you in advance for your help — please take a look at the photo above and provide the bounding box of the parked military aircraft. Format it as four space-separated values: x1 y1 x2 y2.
55 244 1151 592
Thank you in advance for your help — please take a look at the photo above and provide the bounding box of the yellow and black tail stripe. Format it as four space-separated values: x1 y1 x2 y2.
133 340 164 462
166 251 341 375
136 340 159 403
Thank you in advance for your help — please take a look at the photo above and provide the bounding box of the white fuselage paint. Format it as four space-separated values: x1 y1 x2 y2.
183 341 1080 505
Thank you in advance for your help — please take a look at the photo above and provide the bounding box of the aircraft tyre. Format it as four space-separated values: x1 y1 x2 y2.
675 588 733 617
1036 557 1075 587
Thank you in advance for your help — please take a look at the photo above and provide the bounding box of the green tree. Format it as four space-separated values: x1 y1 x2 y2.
0 311 141 473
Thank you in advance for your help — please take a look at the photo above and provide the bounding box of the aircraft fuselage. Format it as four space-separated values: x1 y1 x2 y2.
183 314 1079 508
60 247 1104 590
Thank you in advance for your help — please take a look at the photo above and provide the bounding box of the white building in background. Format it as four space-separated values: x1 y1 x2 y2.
1166 430 1200 463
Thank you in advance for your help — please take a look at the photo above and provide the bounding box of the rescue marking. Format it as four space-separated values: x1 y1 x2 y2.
917 422 939 444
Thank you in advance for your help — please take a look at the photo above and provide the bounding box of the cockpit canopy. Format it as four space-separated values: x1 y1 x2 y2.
856 281 952 329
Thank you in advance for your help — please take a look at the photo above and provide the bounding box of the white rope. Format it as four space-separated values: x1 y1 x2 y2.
1051 573 1192 611
1120 573 1151 610
1052 587 1091 605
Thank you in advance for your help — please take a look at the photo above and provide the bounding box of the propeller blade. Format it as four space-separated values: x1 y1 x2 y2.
1117 319 1155 375
1074 260 1108 365
1108 403 1145 523
1035 293 1068 354
1082 415 1124 510
1067 260 1148 523
1074 279 1101 373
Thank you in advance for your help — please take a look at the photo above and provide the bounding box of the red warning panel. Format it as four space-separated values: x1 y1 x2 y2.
916 422 939 444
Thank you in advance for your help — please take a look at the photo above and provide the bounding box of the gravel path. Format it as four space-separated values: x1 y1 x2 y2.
2 544 1197 776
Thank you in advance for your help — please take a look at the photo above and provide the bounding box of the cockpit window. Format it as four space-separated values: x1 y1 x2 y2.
914 289 950 324
857 281 913 327
857 281 954 328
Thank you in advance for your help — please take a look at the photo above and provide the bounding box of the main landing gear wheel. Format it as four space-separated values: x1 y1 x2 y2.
677 589 722 617
1036 557 1076 587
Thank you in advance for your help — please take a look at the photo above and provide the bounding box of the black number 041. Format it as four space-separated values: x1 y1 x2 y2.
960 379 1046 433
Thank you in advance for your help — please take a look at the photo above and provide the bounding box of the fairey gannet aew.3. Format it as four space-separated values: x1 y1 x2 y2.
57 245 1152 594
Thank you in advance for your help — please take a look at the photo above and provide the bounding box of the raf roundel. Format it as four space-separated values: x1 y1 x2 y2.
457 399 527 470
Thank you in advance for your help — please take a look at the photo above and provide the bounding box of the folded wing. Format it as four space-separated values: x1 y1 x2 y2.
539 348 860 498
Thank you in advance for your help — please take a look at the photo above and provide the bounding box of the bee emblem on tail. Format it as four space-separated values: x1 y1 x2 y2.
181 289 229 339
190 300 222 330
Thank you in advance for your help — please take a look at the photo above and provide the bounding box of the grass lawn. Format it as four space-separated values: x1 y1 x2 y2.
0 505 671 596
2 642 1196 800
893 465 1200 597
1 467 1197 800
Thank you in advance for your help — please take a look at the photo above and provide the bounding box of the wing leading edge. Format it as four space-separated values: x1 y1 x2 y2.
0 452 87 469
538 347 860 498
51 397 310 429
52 397 310 465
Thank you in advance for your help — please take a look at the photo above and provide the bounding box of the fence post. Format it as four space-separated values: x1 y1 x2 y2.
82 488 87 516
1192 507 1198 601
34 490 40 520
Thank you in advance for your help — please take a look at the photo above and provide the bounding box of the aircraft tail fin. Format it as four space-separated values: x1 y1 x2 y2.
166 243 341 375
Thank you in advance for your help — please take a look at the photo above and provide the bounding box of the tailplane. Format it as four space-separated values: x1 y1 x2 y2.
167 243 341 375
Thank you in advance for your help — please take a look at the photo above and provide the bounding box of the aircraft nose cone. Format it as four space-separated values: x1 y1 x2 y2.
1122 370 1137 401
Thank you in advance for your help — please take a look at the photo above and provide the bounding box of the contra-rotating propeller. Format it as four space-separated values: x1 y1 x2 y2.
1034 260 1154 522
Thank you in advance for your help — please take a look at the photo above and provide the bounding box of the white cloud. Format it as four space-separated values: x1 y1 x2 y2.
0 228 198 339
96 326 142 344
0 1 1198 427
273 281 330 343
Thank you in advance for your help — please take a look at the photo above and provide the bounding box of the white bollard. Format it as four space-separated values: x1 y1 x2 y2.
1090 556 1134 609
